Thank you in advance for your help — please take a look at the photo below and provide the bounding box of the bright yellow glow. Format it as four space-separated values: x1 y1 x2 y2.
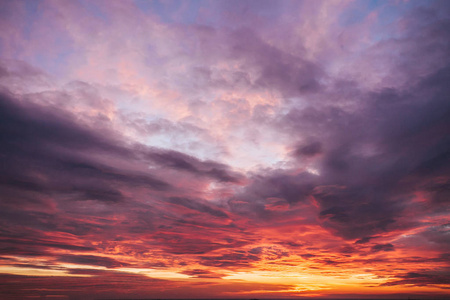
116 267 191 280
0 266 89 277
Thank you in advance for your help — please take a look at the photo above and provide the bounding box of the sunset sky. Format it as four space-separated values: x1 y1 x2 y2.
0 0 449 299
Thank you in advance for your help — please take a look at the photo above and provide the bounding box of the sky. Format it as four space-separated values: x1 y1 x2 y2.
0 0 449 299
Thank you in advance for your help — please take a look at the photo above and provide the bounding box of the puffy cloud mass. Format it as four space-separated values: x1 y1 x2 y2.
0 0 449 299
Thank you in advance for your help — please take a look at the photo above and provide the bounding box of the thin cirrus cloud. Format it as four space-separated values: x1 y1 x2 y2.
0 0 449 299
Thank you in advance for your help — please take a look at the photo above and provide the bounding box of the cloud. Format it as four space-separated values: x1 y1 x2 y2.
181 268 224 278
0 229 97 257
354 236 377 245
0 1 449 299
145 149 244 183
200 251 260 268
294 141 323 157
242 63 450 241
58 254 129 268
0 90 170 204
0 272 170 300
371 243 395 253
166 197 229 219
0 87 254 264
382 270 450 288
226 27 324 97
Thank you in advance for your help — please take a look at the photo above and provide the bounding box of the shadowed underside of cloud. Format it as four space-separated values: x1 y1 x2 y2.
181 268 224 278
226 27 324 97
145 150 244 183
382 270 450 287
0 90 169 201
57 254 129 268
230 63 450 241
0 89 248 258
200 251 260 268
0 237 96 254
166 197 229 219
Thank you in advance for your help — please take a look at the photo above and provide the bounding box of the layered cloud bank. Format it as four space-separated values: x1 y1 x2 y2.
0 0 449 299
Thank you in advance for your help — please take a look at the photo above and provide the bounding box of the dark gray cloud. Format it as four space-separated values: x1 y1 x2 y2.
354 236 377 245
181 268 224 278
145 149 243 183
58 254 129 268
417 223 450 250
381 270 450 287
167 197 229 219
0 89 251 259
0 233 96 257
226 4 450 243
371 243 395 253
200 251 260 268
294 141 323 157
0 88 243 210
0 90 170 205
227 27 324 97
151 232 228 255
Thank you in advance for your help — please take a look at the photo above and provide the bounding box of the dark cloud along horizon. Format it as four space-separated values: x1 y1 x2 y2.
57 254 129 268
